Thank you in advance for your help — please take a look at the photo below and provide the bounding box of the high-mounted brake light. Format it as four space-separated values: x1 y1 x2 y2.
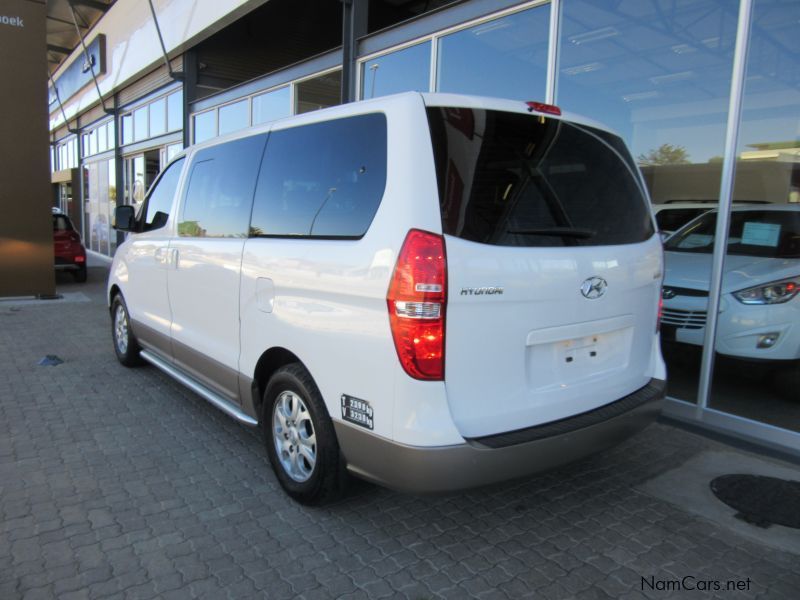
526 101 562 116
387 229 447 380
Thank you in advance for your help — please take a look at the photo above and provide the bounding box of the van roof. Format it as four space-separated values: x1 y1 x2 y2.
174 91 623 164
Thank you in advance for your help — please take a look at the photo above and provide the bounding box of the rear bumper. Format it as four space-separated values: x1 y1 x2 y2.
334 378 665 494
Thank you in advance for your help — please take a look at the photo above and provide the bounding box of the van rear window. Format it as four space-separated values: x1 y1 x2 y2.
427 107 654 247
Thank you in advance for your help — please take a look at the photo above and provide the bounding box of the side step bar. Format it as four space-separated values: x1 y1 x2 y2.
140 349 258 426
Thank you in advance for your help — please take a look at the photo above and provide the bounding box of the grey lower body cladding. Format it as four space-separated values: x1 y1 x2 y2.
334 379 665 494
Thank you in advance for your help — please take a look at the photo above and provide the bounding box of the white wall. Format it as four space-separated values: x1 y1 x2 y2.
49 0 266 130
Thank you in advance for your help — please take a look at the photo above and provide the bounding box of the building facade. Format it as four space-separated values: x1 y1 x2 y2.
48 0 799 454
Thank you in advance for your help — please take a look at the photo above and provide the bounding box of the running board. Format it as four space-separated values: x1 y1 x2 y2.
140 349 258 427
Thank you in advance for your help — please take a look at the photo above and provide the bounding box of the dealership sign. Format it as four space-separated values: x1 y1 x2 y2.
48 34 106 108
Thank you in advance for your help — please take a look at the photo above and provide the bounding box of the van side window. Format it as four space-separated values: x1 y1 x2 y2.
143 158 184 231
179 135 267 238
250 113 387 238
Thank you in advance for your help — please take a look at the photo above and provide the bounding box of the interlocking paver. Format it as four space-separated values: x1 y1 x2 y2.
1 265 799 600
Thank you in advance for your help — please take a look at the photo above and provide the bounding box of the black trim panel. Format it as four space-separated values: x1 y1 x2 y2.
468 379 667 449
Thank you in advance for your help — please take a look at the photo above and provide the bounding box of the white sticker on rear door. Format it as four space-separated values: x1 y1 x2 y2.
742 222 780 247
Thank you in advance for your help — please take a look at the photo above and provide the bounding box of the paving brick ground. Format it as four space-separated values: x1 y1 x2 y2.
1 262 798 599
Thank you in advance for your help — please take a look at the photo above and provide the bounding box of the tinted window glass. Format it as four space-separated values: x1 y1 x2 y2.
656 208 709 233
143 158 185 231
427 108 654 247
250 114 387 238
665 210 800 258
53 215 73 231
179 135 267 238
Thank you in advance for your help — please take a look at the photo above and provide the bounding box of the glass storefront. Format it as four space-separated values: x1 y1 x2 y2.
123 151 160 215
709 0 799 432
436 4 549 100
193 110 216 143
252 86 291 125
558 0 739 404
84 159 116 256
361 42 431 100
218 99 249 136
295 70 342 114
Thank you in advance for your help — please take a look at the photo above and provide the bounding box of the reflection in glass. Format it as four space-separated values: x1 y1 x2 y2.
121 114 133 145
252 87 291 125
167 90 183 132
559 0 739 403
166 143 183 163
361 42 430 100
108 159 117 255
437 6 549 100
134 106 148 141
179 136 266 238
97 123 108 154
218 100 249 135
296 71 342 115
132 155 146 211
251 114 387 238
150 98 166 137
193 110 216 143
709 0 800 432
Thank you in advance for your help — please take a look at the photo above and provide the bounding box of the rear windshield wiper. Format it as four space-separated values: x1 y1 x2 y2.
507 227 596 239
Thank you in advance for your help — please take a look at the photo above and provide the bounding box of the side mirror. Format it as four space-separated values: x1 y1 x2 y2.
113 205 136 232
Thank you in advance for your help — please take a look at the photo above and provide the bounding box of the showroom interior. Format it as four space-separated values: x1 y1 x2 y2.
46 0 798 454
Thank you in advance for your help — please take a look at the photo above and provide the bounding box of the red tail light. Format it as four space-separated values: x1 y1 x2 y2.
657 294 663 333
387 229 447 380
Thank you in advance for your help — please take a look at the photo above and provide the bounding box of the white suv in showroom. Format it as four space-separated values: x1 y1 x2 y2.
108 93 666 504
661 205 800 361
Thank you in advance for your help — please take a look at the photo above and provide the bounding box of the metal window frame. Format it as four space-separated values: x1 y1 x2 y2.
118 83 183 147
355 0 550 101
654 0 798 453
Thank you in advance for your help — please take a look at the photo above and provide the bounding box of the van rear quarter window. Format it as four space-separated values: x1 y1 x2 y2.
426 107 654 247
179 135 267 238
249 113 387 238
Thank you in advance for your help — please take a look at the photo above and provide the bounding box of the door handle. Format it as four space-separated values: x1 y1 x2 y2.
171 248 180 269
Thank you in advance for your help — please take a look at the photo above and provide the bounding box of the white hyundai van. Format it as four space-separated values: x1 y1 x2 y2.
109 92 666 504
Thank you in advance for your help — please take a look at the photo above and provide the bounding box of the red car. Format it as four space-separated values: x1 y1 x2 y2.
53 211 87 282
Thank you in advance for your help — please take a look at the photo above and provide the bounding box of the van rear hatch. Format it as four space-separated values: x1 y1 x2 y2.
426 105 661 439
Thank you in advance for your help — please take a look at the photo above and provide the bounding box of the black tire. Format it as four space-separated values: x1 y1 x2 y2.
73 265 87 283
262 364 347 505
111 294 143 367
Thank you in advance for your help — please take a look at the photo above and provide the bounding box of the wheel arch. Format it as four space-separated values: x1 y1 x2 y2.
252 347 310 420
109 284 122 311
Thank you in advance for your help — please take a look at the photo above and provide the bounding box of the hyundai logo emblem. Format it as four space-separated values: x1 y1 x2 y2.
662 287 676 300
581 277 607 299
